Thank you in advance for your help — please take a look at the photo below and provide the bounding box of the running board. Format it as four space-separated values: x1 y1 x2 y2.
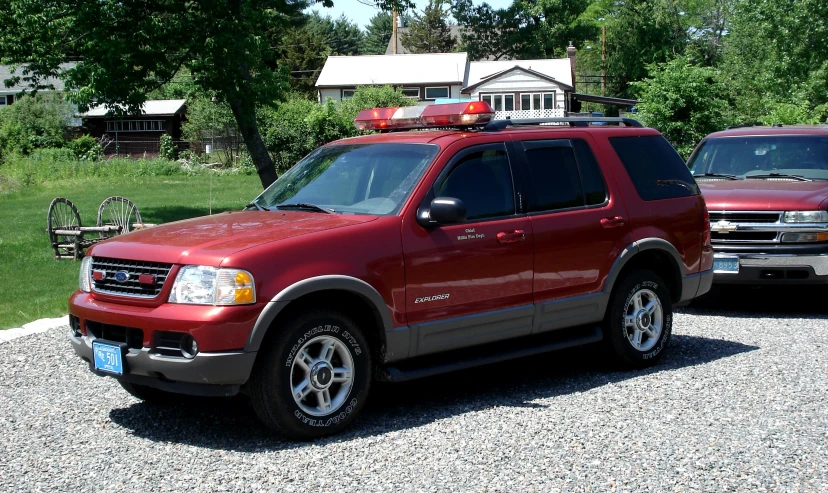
378 325 604 383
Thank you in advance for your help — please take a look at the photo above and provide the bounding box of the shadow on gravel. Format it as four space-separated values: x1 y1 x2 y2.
679 284 828 318
109 334 757 451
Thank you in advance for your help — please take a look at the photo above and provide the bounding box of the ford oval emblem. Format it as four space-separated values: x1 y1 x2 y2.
114 271 130 283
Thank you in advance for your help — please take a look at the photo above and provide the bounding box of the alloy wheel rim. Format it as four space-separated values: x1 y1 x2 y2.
289 335 354 417
623 288 663 352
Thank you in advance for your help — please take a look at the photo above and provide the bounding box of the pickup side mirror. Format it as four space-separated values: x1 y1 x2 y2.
429 197 467 225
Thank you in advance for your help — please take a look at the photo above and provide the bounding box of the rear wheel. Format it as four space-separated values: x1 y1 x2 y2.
249 310 371 439
604 270 673 368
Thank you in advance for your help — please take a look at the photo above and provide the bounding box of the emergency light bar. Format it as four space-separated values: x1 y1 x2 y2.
354 101 495 131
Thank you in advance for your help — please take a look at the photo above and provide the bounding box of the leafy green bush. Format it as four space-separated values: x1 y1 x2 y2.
260 86 416 172
0 93 74 156
67 135 103 161
633 56 735 158
159 134 176 160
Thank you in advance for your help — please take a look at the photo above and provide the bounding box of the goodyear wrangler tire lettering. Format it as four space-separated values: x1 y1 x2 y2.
604 270 673 369
250 310 371 440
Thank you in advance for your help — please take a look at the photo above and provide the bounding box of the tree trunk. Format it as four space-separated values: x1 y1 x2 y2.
228 98 278 189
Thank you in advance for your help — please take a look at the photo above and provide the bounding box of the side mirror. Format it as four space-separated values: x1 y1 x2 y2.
429 197 466 225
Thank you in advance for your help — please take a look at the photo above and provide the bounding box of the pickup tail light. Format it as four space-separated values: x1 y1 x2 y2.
702 206 712 247
354 101 494 131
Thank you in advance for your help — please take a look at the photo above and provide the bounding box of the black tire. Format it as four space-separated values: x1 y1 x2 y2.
118 381 182 405
603 270 673 369
248 310 371 440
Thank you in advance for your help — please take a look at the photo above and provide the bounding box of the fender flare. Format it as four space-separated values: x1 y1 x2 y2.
603 238 684 296
244 275 394 352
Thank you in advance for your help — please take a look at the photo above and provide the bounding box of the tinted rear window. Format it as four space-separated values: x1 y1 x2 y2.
610 135 699 200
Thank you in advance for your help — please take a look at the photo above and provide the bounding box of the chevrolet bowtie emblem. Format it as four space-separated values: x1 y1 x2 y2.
711 220 738 233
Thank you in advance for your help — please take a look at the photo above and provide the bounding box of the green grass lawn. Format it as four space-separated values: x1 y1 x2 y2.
0 174 262 329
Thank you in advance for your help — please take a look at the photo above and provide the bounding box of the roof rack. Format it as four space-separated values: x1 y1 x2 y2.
483 117 642 131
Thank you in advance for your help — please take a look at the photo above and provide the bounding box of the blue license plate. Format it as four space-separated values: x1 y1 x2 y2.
713 257 740 274
93 341 124 375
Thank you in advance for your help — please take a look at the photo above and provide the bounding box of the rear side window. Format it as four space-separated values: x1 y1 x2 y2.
610 135 699 200
522 139 608 213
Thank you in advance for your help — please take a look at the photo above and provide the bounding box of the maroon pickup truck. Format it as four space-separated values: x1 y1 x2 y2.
688 125 828 284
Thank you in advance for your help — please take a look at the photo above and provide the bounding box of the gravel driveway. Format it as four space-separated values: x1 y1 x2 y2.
0 287 825 492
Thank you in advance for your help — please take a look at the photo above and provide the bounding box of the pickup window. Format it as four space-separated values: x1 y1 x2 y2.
688 136 828 181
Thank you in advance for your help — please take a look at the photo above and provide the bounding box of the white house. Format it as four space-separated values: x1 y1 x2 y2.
0 63 76 107
314 47 577 119
461 58 573 119
315 53 469 105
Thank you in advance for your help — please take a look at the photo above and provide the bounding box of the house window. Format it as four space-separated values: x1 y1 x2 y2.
424 86 449 100
106 120 165 132
342 89 356 100
480 94 514 112
0 95 10 106
520 92 557 111
400 87 420 98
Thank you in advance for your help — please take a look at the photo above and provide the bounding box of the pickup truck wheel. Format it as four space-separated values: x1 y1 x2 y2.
604 270 673 369
249 310 371 440
118 381 181 405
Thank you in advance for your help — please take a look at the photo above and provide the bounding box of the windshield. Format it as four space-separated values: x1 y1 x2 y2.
688 136 828 180
252 143 439 215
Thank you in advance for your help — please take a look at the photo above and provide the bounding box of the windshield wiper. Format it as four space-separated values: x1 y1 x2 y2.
244 202 267 211
693 173 740 180
275 203 335 213
655 179 699 193
745 173 812 182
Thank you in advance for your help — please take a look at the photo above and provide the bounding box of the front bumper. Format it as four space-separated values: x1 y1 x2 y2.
69 332 256 396
68 291 262 395
713 252 828 284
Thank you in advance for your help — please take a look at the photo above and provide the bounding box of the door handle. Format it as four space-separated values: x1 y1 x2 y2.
497 230 526 244
600 216 626 229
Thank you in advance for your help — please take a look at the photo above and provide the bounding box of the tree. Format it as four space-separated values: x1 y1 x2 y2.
277 25 331 98
452 0 598 61
0 1 412 189
720 0 828 122
306 12 365 56
363 12 413 55
403 0 457 54
632 56 734 158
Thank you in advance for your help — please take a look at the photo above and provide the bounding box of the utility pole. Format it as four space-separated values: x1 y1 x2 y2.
392 7 398 54
601 25 607 96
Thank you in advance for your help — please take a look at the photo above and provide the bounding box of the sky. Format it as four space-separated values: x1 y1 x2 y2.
307 0 514 30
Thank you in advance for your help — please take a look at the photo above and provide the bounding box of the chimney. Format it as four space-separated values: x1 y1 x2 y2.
567 41 576 92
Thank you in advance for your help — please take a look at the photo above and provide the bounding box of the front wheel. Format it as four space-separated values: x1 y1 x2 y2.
604 270 673 369
249 310 371 439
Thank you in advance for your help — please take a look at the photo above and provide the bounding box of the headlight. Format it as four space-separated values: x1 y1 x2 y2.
783 211 828 223
79 256 92 292
169 266 256 305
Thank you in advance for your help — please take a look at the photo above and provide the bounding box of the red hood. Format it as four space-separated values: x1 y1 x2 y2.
698 179 828 211
88 211 378 265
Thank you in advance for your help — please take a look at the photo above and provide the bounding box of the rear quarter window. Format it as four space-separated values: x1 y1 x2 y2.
610 135 699 200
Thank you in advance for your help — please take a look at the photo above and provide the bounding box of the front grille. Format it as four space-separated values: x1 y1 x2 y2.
711 231 778 242
709 212 781 223
85 321 144 349
91 257 172 298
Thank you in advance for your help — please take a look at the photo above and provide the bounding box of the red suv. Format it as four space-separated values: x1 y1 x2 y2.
68 103 713 439
688 125 828 284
